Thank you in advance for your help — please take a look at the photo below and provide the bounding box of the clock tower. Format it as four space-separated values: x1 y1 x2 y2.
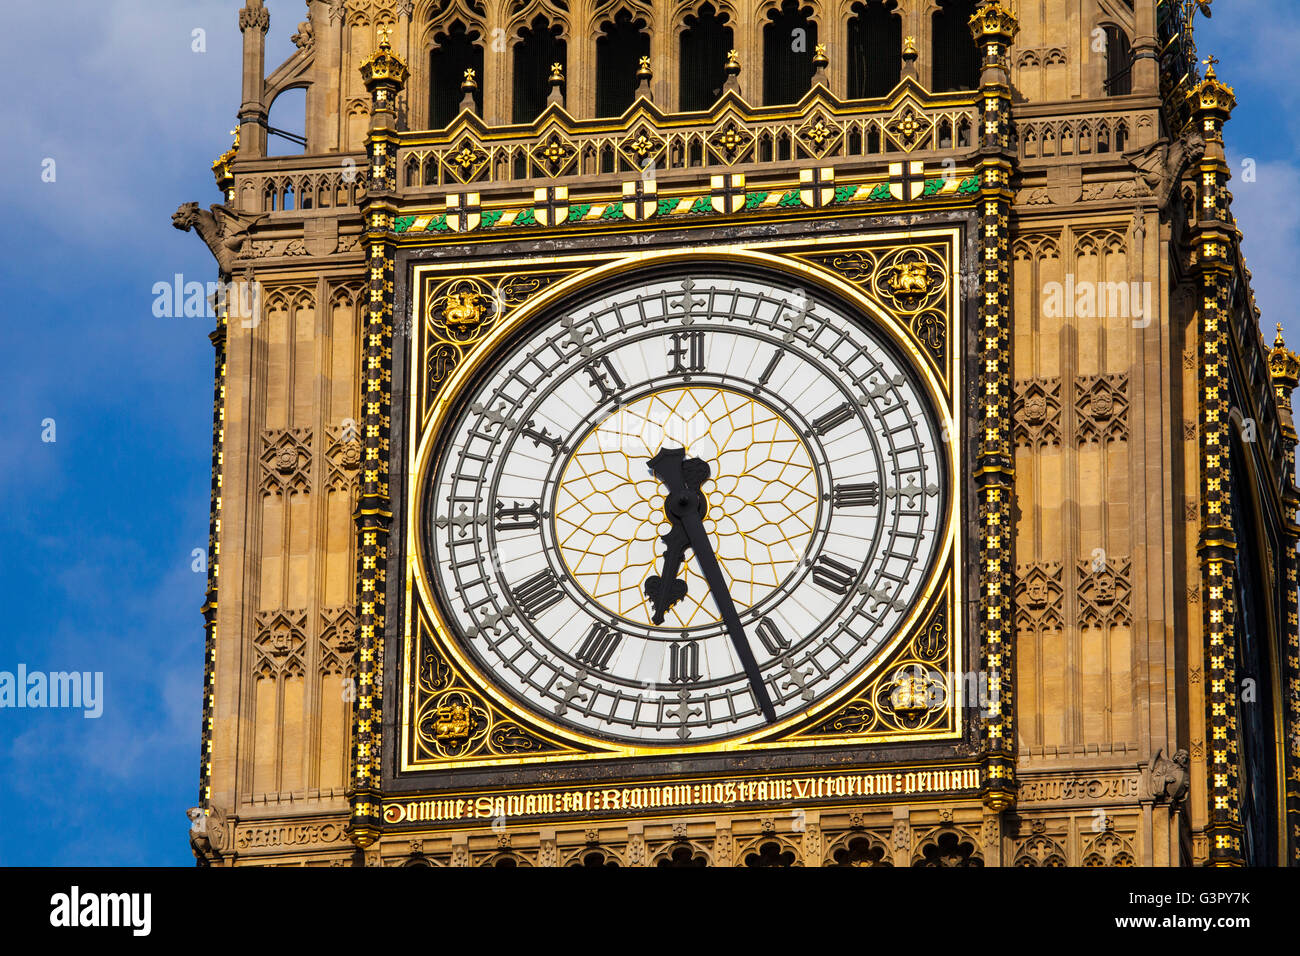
178 0 1299 866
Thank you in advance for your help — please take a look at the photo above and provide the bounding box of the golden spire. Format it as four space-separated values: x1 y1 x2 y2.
1269 323 1300 407
359 26 409 90
212 127 240 196
1189 54 1235 126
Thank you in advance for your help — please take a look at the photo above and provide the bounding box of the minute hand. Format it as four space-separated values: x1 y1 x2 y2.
670 504 778 723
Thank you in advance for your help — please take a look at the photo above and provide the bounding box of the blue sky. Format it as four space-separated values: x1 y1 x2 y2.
0 1 1294 866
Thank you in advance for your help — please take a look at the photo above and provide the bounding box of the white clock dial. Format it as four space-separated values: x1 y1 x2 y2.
423 273 947 744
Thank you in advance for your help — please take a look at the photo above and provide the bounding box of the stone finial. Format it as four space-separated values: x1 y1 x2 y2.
722 49 742 95
547 62 565 107
812 42 829 87
239 0 269 34
460 67 478 113
901 35 919 81
636 55 653 101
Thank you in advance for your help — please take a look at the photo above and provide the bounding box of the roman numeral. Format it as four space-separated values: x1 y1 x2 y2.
810 402 855 436
574 623 622 671
833 482 880 507
668 330 705 374
669 641 702 683
521 419 562 453
755 617 790 656
583 356 626 402
758 350 783 386
512 570 564 620
494 500 540 531
812 555 859 595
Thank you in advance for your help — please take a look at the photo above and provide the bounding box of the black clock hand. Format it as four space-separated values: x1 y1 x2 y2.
645 519 688 625
648 448 778 723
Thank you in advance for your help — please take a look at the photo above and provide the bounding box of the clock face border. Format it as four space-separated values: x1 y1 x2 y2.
387 226 973 780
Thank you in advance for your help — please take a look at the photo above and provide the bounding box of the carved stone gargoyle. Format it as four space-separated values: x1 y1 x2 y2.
1124 128 1206 209
172 202 262 275
1146 747 1191 809
187 804 228 866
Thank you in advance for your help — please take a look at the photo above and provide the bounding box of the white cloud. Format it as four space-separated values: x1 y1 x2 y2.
0 0 309 255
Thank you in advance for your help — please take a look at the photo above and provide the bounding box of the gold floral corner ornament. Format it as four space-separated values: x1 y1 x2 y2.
885 104 932 152
530 130 578 178
415 267 580 426
448 138 488 183
618 127 667 171
796 113 843 156
796 598 954 739
794 242 951 375
707 118 754 165
410 615 576 764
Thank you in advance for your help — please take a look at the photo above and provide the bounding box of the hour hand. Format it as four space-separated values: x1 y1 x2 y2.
645 519 689 624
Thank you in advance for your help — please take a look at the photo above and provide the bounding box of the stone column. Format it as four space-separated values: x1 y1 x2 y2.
970 0 1020 817
238 1 270 158
347 33 408 850
1190 61 1243 867
1268 329 1300 865
1130 0 1159 94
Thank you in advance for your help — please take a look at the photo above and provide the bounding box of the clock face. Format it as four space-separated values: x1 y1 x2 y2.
423 273 948 745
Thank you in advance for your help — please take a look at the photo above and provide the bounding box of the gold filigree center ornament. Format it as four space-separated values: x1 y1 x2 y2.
553 387 819 628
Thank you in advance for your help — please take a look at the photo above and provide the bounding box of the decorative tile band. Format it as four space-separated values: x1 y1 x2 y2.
393 175 980 236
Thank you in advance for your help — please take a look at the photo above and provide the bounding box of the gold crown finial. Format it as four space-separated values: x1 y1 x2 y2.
549 61 564 83
359 25 409 89
724 49 740 73
1202 54 1219 76
1270 323 1300 398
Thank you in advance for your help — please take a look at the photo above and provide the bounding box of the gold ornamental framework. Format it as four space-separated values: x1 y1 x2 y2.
400 230 966 771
